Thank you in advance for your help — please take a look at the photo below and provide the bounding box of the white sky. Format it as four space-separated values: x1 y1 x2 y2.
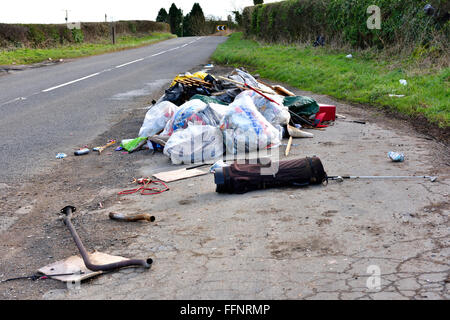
0 0 280 24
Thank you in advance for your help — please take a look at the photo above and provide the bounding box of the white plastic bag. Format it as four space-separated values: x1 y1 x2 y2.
235 90 290 126
220 95 281 154
139 101 178 138
208 103 231 121
163 125 224 164
229 69 276 94
161 100 221 136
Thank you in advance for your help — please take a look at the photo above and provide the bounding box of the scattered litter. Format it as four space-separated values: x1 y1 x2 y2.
118 177 169 195
389 94 405 97
328 175 437 183
93 139 116 154
285 136 294 156
98 202 103 209
56 153 67 159
204 64 214 68
139 101 178 138
164 125 223 164
1 271 85 283
129 68 337 163
317 104 336 122
399 79 407 86
388 151 405 162
287 124 314 138
120 137 148 153
109 212 155 222
59 205 152 275
209 160 229 173
161 99 221 136
38 253 126 283
423 4 435 16
153 167 209 183
346 54 353 58
350 120 366 124
221 95 281 154
236 90 290 126
313 36 325 47
271 85 295 97
74 148 90 156
190 94 228 105
215 157 327 194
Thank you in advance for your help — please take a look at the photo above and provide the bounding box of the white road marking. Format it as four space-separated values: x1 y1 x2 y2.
39 38 199 94
42 72 100 92
115 58 144 69
150 51 166 57
0 97 26 107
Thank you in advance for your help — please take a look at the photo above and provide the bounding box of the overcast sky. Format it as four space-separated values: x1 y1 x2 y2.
0 0 280 24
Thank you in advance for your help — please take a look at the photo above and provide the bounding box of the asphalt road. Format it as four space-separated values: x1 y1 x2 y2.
0 36 226 182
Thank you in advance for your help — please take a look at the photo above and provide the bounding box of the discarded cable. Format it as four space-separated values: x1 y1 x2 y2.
118 177 169 196
0 272 85 283
61 206 152 272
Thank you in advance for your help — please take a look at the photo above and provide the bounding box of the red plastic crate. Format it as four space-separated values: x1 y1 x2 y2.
317 104 336 121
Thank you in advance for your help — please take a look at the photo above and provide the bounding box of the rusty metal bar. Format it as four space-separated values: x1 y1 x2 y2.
109 212 155 222
61 206 152 271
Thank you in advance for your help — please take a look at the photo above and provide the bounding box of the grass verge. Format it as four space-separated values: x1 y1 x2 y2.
212 33 449 128
0 33 176 65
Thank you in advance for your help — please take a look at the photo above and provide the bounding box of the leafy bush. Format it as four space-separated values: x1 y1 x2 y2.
242 0 449 50
27 25 46 46
0 21 170 49
71 29 84 43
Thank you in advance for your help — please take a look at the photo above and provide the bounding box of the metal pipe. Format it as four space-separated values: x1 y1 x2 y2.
329 175 437 182
61 206 152 271
109 212 155 222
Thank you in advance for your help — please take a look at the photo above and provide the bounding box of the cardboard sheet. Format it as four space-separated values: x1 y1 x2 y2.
38 251 128 282
153 168 209 183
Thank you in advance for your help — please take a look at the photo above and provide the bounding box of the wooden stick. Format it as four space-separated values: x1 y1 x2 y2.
285 136 293 157
218 76 275 95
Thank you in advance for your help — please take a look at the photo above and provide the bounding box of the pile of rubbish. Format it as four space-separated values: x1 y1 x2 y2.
124 68 337 164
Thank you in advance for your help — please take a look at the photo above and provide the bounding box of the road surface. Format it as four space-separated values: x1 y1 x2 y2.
0 36 226 182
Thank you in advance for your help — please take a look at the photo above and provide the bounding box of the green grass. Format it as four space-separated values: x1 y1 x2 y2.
212 33 449 128
0 33 176 65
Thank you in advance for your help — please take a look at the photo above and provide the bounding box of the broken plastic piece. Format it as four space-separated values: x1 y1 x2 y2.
388 151 405 162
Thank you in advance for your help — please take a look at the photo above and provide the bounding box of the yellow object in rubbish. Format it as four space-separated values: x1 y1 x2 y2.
170 71 209 87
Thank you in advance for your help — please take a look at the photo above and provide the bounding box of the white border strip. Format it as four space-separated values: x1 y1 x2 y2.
42 72 100 92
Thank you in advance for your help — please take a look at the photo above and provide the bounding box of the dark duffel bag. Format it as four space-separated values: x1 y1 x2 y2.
214 157 327 194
